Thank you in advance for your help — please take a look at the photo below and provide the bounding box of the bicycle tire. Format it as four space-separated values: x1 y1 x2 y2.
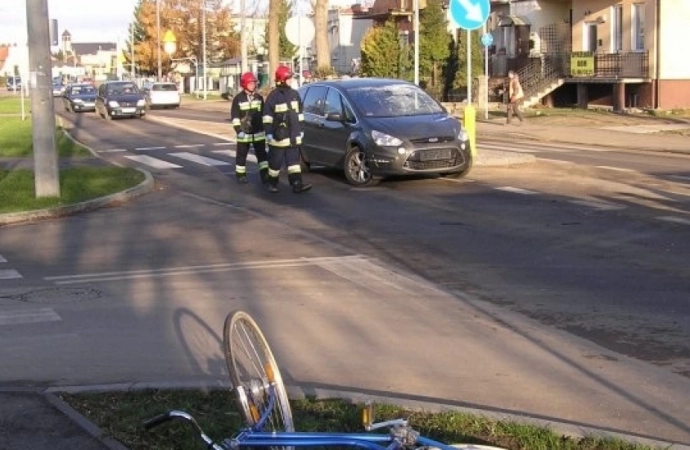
223 310 294 433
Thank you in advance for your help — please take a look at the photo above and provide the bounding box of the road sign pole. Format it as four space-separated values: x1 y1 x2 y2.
483 22 488 120
467 29 471 104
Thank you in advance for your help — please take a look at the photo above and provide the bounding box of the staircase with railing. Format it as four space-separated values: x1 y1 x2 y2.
512 55 566 108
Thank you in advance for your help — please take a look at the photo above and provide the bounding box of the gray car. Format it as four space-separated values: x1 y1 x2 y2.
298 78 472 186
95 81 146 120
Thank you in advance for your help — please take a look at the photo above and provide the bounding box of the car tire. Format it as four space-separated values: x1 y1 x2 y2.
343 146 378 187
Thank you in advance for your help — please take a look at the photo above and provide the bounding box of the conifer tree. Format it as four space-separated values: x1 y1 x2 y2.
419 0 451 89
360 20 411 80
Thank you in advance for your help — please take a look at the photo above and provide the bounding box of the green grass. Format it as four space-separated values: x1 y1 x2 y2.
0 117 92 157
0 94 30 114
60 390 662 450
0 166 145 214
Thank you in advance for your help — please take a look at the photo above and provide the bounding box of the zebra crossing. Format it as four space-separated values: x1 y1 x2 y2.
100 142 258 171
0 254 22 280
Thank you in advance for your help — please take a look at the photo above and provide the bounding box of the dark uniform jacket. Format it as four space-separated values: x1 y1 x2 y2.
262 85 305 148
230 90 265 143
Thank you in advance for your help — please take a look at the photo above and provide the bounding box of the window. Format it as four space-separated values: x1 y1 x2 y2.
632 3 645 51
611 4 623 52
301 86 327 115
324 88 343 117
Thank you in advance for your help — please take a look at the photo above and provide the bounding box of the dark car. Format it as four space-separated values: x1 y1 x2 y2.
95 81 146 120
298 78 472 186
6 76 21 91
62 83 97 112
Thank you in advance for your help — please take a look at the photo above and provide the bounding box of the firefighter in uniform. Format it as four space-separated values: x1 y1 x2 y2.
262 65 312 194
230 72 269 184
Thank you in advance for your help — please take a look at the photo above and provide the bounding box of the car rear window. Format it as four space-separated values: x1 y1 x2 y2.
152 84 178 91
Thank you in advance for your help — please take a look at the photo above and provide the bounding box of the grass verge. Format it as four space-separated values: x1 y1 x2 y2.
61 389 660 450
0 94 29 114
0 116 92 157
0 166 145 214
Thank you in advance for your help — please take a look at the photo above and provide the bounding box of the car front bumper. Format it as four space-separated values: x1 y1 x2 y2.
107 106 146 117
366 140 472 176
71 102 96 111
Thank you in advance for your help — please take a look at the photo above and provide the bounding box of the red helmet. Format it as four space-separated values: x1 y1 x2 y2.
240 72 258 89
275 65 292 83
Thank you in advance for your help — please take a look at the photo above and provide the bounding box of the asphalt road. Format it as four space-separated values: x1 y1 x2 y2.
1 105 690 444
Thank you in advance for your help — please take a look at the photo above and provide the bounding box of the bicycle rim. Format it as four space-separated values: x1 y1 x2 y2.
223 310 294 433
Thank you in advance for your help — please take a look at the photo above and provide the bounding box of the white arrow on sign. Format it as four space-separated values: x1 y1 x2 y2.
457 0 483 22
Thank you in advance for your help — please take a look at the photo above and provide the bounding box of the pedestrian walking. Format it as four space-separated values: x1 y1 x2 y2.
230 72 269 184
506 70 525 125
262 65 312 194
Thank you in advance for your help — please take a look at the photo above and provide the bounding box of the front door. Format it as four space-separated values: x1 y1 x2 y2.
585 23 597 53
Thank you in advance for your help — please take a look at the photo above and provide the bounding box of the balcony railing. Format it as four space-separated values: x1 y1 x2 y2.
572 51 650 78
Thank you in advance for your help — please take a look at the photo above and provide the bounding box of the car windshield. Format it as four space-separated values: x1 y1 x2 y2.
108 83 138 95
72 86 96 95
152 83 177 91
346 84 444 118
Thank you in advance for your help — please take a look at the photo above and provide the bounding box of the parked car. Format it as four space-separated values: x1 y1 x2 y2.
6 76 21 91
62 83 97 112
144 82 181 109
52 80 65 97
297 78 472 186
95 81 146 120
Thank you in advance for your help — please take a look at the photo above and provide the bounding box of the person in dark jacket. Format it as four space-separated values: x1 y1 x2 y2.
262 65 311 194
230 72 269 184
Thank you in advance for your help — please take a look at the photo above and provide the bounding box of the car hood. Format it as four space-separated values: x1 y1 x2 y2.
364 114 461 141
108 94 144 102
71 94 96 101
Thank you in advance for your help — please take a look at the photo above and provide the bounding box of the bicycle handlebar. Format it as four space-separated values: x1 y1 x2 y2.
143 410 227 450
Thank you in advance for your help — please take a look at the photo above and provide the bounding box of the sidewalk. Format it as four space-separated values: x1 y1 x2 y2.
181 98 690 154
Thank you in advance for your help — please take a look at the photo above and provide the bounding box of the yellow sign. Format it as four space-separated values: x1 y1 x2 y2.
163 30 177 43
570 52 594 77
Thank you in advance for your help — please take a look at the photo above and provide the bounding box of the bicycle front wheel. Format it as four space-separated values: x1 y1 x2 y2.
223 310 294 432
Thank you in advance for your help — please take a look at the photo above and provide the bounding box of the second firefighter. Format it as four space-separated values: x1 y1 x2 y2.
230 72 269 184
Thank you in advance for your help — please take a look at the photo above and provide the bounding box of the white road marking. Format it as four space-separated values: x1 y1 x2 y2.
0 308 61 326
0 255 6 263
134 146 166 151
123 155 182 169
174 144 205 149
595 165 635 172
0 269 22 279
569 199 626 211
495 186 538 195
658 216 690 226
98 148 127 153
213 149 257 163
44 255 367 285
169 152 231 166
213 142 234 146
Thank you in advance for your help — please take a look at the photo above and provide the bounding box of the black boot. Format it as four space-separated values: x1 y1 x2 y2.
259 168 270 184
291 181 312 193
235 173 248 184
267 177 279 193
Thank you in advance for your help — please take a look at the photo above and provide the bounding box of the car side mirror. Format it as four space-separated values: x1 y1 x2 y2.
325 112 342 122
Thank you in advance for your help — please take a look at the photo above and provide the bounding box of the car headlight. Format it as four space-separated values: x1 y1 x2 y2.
458 129 469 142
371 130 403 147
137 99 146 107
108 101 120 107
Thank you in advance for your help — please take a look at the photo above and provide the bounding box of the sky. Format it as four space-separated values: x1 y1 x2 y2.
0 0 140 45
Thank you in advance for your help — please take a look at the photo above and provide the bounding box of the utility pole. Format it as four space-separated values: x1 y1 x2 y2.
202 2 207 100
240 0 248 74
156 0 161 80
413 0 419 85
26 0 60 198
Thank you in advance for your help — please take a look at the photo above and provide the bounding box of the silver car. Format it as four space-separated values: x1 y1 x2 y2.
144 82 181 109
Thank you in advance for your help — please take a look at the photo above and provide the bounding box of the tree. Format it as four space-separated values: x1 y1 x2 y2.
450 29 483 91
263 0 296 60
419 0 451 90
313 0 331 75
123 0 240 77
360 20 410 79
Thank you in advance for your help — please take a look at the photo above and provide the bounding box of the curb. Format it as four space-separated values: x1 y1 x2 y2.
42 380 690 450
0 124 155 227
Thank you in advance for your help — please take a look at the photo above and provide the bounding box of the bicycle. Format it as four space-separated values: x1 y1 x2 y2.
144 310 507 450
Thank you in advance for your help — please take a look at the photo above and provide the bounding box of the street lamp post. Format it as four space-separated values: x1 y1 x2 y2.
413 0 419 85
202 2 207 100
156 0 161 81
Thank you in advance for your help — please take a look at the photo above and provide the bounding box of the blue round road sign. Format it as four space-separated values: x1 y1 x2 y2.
449 0 490 31
481 33 493 47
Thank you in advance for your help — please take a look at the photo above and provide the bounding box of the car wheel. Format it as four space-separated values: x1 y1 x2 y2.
343 146 378 187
